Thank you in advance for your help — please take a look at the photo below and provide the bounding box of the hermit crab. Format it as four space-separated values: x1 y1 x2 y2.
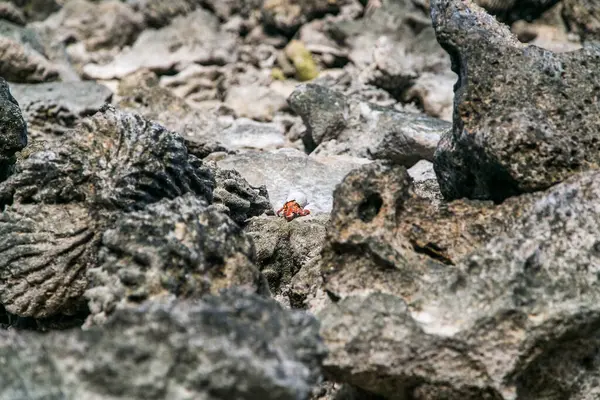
276 190 311 222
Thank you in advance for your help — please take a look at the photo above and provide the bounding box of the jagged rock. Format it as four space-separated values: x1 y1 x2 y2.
0 289 326 400
262 0 340 36
6 0 61 22
562 0 600 43
431 0 600 202
83 9 238 80
323 0 454 118
85 194 264 325
0 78 27 181
37 0 145 52
217 148 371 214
0 203 95 318
10 81 113 138
125 0 198 28
0 35 58 83
476 0 560 24
289 84 449 166
159 64 226 106
244 215 328 298
319 168 600 399
209 164 273 225
407 159 443 206
215 117 287 150
0 105 214 211
321 161 538 302
0 3 26 26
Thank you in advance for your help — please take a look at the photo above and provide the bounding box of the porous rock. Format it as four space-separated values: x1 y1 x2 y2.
0 77 27 180
262 0 340 36
85 194 264 325
476 0 561 24
83 9 237 80
6 0 61 21
320 168 600 399
0 34 58 83
244 215 328 297
562 0 600 43
431 0 600 202
217 148 371 215
321 161 538 302
0 289 327 400
0 105 214 211
0 2 26 26
210 164 273 225
0 203 95 319
289 83 449 166
10 81 113 138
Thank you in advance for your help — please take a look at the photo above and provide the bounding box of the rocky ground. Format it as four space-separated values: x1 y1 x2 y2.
0 0 599 399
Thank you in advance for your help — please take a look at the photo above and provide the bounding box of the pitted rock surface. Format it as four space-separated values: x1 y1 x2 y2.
562 0 600 43
320 169 600 399
85 194 264 326
0 290 326 400
10 81 113 139
431 0 600 202
0 78 27 180
289 83 449 166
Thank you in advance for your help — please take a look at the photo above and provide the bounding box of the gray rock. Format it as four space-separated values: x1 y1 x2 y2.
0 2 26 26
320 168 600 399
0 105 214 212
36 0 145 52
0 203 95 318
476 0 561 23
210 164 274 225
0 33 58 83
85 194 264 326
0 289 327 400
83 9 238 80
217 117 287 150
10 81 113 139
217 148 371 215
6 0 61 21
407 159 443 206
262 0 340 36
289 84 450 166
0 78 27 181
125 0 198 28
244 215 328 297
225 84 290 122
562 0 600 43
431 0 600 202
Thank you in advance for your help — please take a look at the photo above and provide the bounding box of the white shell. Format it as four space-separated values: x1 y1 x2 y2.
286 190 308 208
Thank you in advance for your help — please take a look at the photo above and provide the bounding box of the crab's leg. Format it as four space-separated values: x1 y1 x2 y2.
299 209 311 217
276 207 284 217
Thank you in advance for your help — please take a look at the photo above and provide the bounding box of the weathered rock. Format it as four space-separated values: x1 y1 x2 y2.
6 0 61 21
321 161 538 302
476 0 561 24
431 0 600 202
210 164 274 225
262 0 340 36
0 203 95 318
125 0 198 28
289 84 449 166
320 168 600 400
216 117 287 150
159 64 226 106
0 77 27 180
562 0 600 43
0 34 58 83
225 84 289 122
407 159 443 206
83 9 237 80
0 289 327 400
10 81 113 138
0 2 25 26
245 215 328 297
85 194 264 325
38 0 145 52
217 148 371 214
0 105 214 211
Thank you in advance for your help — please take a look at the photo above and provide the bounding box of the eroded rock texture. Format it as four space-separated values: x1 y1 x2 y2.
0 290 326 400
289 83 449 166
0 78 27 180
320 168 600 400
86 194 264 326
431 0 600 202
562 0 600 43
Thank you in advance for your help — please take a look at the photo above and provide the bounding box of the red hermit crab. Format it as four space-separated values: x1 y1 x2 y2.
276 190 310 222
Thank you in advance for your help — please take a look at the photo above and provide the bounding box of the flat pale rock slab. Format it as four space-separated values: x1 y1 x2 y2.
217 148 371 214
